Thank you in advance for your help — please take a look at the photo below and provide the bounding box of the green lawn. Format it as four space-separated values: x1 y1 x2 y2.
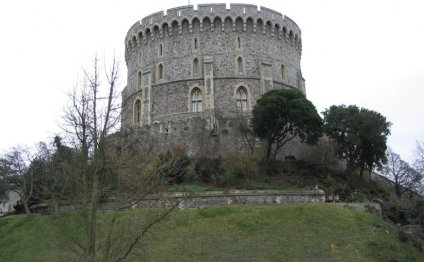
1 204 422 261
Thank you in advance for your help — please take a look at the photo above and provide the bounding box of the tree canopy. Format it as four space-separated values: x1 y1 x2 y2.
323 105 391 177
252 89 322 160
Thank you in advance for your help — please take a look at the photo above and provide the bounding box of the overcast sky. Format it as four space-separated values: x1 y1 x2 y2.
0 0 423 162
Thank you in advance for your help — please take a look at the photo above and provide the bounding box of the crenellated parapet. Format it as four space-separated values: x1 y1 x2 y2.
125 3 302 60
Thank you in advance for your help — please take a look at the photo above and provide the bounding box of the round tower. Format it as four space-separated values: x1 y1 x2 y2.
121 4 304 155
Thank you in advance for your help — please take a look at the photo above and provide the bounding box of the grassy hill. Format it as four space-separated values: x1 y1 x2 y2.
1 204 423 261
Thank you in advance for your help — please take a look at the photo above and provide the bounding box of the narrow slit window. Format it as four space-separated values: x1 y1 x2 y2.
281 64 285 80
237 57 243 75
137 71 142 89
237 37 241 49
159 44 163 56
194 38 198 50
193 58 199 76
158 63 163 80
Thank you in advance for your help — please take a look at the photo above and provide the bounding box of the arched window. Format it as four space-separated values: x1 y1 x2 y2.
237 57 244 75
246 17 254 33
137 71 142 89
203 17 211 32
214 17 222 32
192 18 200 33
172 20 179 35
191 88 202 112
159 44 163 56
162 23 169 37
236 87 248 111
281 64 285 80
257 19 263 34
224 17 232 32
134 99 142 123
193 58 199 76
158 63 163 80
182 19 189 34
235 17 243 32
265 21 272 35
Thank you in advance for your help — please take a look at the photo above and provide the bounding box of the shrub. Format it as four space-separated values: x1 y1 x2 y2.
334 183 353 202
153 148 191 184
182 162 197 183
323 176 357 202
415 197 424 229
385 195 421 225
323 175 337 198
352 191 368 203
258 158 279 176
193 152 259 187
222 151 258 181
398 229 409 242
194 157 225 185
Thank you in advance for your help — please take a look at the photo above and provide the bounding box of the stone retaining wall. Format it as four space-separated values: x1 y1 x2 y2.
28 190 387 215
126 190 325 209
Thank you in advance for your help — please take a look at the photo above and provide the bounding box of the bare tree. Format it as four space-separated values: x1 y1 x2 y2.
0 144 47 215
60 55 120 260
414 141 424 174
383 147 422 197
56 55 180 261
383 148 409 196
412 141 424 194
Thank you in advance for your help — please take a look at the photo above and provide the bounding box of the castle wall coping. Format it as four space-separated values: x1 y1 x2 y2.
197 3 227 14
31 190 326 213
142 11 165 26
134 189 326 209
259 6 283 21
230 3 258 9
143 189 325 200
125 3 301 43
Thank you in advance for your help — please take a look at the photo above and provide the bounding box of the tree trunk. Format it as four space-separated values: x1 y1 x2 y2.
266 140 272 160
395 178 401 196
87 171 99 261
368 167 373 182
21 196 31 216
50 199 59 214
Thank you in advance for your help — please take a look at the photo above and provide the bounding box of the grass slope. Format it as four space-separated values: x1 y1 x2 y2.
0 204 423 261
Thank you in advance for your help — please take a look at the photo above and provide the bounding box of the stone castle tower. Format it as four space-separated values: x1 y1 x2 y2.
121 3 304 156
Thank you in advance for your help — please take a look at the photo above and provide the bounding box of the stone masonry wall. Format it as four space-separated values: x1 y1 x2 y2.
121 4 305 157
